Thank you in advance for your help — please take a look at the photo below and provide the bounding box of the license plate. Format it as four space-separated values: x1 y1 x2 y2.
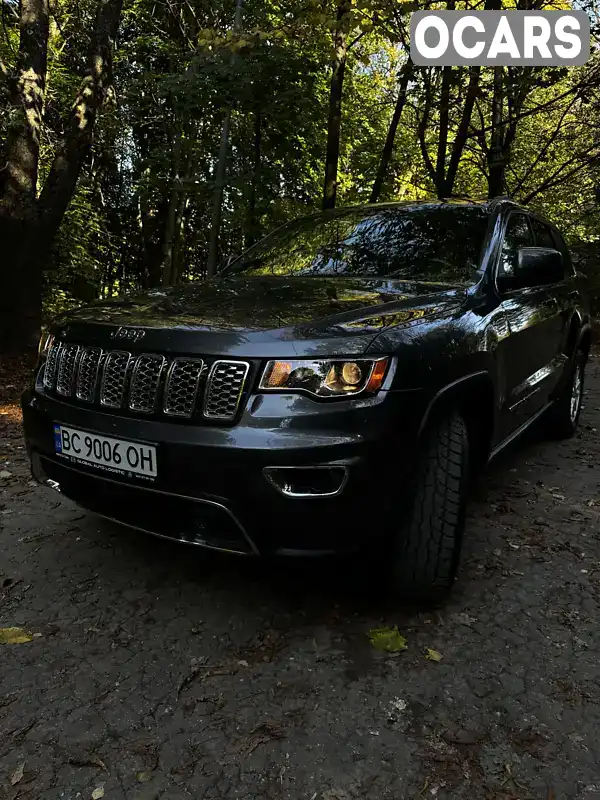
53 424 157 479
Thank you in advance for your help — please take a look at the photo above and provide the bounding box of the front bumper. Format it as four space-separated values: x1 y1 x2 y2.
22 386 426 556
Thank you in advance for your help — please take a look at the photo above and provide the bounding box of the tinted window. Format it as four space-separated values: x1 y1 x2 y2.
499 213 533 278
531 218 555 249
551 228 573 273
225 204 489 285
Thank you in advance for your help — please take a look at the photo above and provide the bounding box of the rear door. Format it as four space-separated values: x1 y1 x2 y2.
538 219 579 358
495 212 565 433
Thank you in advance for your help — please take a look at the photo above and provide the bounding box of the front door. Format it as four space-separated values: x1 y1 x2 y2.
495 212 565 435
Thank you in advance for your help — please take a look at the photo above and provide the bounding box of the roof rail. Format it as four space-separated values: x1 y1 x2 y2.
488 195 517 209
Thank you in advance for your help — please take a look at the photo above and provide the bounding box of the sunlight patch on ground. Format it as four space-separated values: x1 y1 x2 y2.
0 404 23 424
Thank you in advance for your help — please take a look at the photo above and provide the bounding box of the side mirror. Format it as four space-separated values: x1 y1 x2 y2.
514 247 563 286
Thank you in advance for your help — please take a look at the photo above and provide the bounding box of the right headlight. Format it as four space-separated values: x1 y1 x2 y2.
259 357 389 398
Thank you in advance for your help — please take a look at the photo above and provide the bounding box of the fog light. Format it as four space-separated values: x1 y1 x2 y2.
264 466 348 497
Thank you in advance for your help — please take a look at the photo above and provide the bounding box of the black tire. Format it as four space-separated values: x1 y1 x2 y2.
387 411 469 602
545 349 585 439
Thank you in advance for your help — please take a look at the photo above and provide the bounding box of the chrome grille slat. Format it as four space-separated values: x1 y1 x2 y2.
163 358 204 418
203 360 250 420
43 341 62 390
56 344 80 396
128 354 166 413
100 351 131 408
76 347 103 402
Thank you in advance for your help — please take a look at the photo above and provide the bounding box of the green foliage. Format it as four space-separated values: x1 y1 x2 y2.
2 0 600 313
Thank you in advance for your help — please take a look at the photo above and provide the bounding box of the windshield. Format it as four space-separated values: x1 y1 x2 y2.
224 203 489 284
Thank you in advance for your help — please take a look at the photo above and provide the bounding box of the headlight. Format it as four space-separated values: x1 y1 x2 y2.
38 332 54 358
259 357 389 398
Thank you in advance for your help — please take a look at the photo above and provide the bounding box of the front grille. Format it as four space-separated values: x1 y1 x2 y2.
56 344 80 396
76 347 102 402
100 351 131 408
42 340 250 422
129 354 166 413
44 342 62 389
204 361 250 420
164 358 204 417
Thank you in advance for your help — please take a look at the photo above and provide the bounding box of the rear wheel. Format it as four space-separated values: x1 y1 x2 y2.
387 410 469 602
545 349 585 439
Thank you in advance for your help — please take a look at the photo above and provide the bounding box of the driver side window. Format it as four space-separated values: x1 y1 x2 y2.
498 214 533 280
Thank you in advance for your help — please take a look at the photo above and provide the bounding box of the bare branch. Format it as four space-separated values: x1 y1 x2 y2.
521 151 600 205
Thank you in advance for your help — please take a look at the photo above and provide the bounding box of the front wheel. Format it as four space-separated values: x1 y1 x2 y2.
386 411 469 603
545 350 586 439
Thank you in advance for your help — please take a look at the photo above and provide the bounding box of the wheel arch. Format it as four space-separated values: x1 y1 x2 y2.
565 314 592 359
577 323 592 360
418 371 496 472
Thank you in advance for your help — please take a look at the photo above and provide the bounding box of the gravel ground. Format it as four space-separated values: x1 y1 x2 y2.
2 358 600 800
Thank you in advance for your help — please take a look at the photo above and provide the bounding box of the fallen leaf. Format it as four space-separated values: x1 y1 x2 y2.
69 755 108 772
0 627 34 644
91 787 105 799
136 771 152 783
368 626 407 652
425 648 443 662
11 762 25 785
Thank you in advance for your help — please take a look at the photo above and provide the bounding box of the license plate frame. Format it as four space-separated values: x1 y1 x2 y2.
53 423 158 481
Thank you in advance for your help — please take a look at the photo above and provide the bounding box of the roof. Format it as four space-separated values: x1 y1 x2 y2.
295 197 523 221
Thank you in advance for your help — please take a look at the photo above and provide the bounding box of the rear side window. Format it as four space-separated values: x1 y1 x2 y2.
531 218 555 249
551 228 573 273
499 213 533 278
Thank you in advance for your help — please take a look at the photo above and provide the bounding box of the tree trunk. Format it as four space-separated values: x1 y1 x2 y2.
171 194 188 285
0 0 124 354
162 126 183 286
488 66 505 198
0 0 49 210
417 70 436 184
0 0 50 353
435 66 452 198
245 111 262 247
369 60 413 204
206 0 244 277
322 0 350 210
36 0 124 242
0 218 44 353
444 66 481 196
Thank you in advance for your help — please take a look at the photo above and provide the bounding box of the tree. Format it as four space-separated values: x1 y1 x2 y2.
0 0 124 353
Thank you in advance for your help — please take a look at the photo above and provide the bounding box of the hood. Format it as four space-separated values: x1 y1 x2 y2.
57 276 466 358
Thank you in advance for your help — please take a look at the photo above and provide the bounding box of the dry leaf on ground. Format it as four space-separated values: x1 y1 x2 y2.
11 762 25 785
368 626 408 652
425 648 443 662
0 627 34 644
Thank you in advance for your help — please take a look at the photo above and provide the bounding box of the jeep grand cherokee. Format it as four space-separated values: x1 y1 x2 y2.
22 198 591 599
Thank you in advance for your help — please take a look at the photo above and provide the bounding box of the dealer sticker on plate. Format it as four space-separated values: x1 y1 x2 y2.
54 424 157 479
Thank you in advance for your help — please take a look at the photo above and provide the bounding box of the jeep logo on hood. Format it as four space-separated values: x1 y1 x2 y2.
110 326 146 342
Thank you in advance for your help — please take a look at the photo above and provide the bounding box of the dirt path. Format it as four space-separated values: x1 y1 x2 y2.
2 358 600 799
